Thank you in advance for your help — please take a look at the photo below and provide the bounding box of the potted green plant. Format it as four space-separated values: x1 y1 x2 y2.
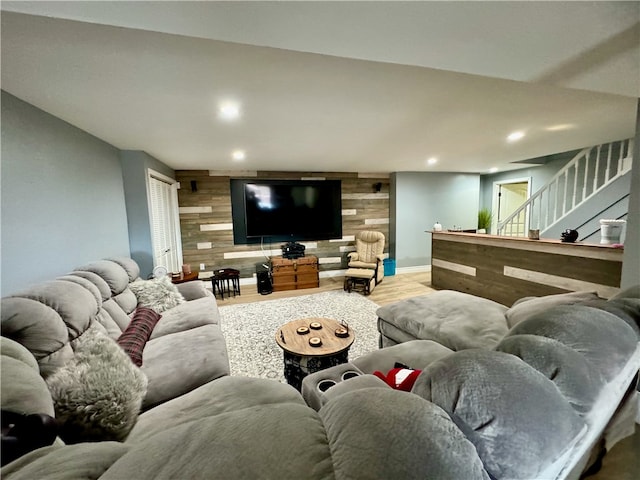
477 208 493 234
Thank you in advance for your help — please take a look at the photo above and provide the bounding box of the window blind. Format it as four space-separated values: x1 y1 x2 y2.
148 174 181 273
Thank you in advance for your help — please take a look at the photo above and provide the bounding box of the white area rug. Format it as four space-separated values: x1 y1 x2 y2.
219 290 380 382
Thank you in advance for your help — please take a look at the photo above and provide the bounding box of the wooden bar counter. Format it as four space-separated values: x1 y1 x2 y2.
430 231 624 306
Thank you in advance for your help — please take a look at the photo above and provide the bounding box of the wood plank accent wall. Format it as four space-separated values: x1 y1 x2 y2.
176 170 389 280
431 231 623 306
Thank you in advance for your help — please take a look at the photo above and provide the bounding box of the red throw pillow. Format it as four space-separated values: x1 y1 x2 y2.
373 367 422 392
117 307 161 366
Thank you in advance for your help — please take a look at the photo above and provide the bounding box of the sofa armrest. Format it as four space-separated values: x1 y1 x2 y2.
347 252 359 261
175 280 212 301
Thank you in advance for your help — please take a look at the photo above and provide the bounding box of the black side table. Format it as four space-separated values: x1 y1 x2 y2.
211 268 240 300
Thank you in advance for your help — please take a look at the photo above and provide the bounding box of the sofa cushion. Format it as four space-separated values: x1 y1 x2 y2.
104 404 334 480
128 376 306 444
117 307 162 366
411 349 585 480
94 308 125 339
496 334 602 414
46 326 147 443
149 296 219 339
582 297 640 337
377 318 423 347
1 280 99 378
112 288 138 316
69 270 113 302
107 257 141 283
141 324 229 409
56 275 104 309
320 388 489 480
1 337 56 418
376 290 508 351
113 387 489 480
0 442 130 480
129 276 185 314
347 260 377 270
75 260 131 296
101 299 133 332
174 280 211 301
505 290 601 328
506 305 638 382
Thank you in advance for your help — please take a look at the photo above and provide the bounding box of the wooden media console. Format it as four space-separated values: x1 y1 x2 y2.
271 255 319 292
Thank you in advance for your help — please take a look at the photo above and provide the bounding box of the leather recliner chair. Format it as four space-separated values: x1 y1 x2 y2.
347 231 385 285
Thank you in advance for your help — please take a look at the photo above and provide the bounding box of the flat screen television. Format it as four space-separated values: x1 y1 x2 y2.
230 179 342 244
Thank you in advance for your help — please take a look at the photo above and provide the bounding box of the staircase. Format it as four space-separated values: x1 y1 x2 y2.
497 138 634 239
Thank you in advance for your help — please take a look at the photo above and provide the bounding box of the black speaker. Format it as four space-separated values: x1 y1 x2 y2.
256 263 272 295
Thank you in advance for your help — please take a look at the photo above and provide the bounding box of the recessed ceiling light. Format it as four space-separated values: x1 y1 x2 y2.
427 157 438 166
489 167 499 173
219 102 240 120
232 150 246 161
507 131 525 142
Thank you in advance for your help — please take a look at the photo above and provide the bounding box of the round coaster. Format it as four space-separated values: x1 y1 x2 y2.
309 337 322 347
335 327 349 338
309 321 323 330
296 326 310 335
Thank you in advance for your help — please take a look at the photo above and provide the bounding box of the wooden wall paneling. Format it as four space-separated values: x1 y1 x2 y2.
498 249 622 287
176 170 390 279
431 232 623 305
432 239 478 266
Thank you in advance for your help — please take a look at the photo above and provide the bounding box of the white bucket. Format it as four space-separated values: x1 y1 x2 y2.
599 219 625 245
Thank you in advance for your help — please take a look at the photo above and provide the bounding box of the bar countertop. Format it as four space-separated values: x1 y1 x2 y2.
428 231 623 259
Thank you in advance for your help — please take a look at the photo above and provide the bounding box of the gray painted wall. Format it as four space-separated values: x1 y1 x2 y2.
391 172 480 268
1 92 130 295
121 151 175 279
621 99 640 289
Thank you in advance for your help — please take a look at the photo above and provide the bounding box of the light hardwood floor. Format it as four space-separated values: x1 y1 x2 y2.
212 271 637 479
215 271 435 307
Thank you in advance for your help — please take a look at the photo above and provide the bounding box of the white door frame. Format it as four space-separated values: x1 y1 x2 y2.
491 177 532 235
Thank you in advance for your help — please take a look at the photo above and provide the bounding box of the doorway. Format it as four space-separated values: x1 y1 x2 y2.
492 178 531 236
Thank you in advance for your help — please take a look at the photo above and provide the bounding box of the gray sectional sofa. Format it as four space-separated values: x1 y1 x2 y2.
2 257 640 479
302 288 640 479
1 257 229 412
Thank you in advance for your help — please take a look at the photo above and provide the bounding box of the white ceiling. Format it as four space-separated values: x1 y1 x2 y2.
2 1 639 174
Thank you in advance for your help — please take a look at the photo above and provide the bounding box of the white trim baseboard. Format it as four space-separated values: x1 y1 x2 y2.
396 265 431 274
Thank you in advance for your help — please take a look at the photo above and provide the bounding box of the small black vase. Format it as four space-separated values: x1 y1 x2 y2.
561 229 579 243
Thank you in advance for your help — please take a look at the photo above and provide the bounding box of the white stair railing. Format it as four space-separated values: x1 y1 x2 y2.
497 138 634 236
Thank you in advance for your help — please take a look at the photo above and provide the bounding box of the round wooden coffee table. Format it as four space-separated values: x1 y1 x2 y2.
275 318 355 391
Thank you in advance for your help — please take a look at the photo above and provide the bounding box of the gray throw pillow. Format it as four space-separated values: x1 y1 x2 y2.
129 276 185 313
46 325 148 443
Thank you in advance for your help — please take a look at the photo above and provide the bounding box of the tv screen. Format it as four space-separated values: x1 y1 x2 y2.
230 179 342 244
